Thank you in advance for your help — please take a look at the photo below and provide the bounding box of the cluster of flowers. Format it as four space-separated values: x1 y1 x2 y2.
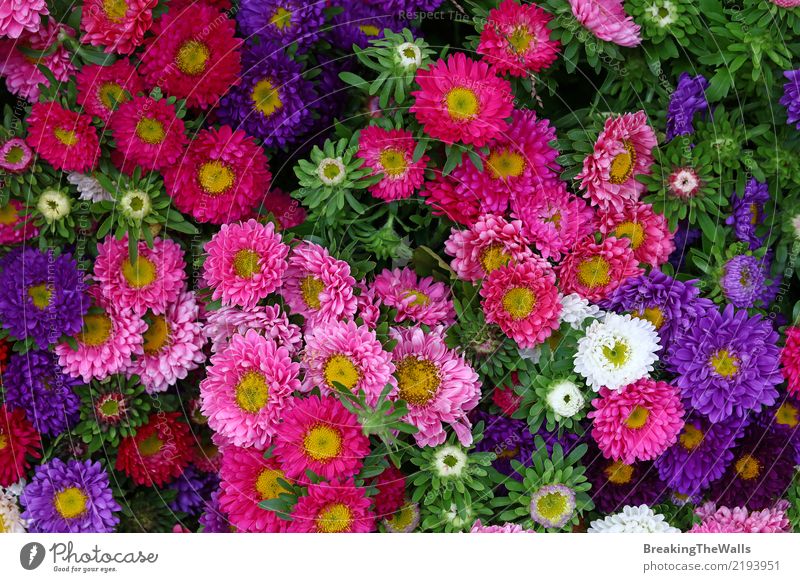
1 0 800 534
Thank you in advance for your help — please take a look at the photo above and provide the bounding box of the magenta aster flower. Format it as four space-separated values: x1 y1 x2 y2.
75 61 143 123
0 199 36 245
372 267 455 327
420 174 482 227
598 201 675 268
480 258 562 349
25 101 99 173
557 235 643 302
411 52 514 147
262 188 306 230
568 0 641 47
471 520 535 533
287 479 376 533
390 326 481 447
357 126 428 202
272 395 371 482
355 279 381 329
203 304 302 355
201 329 300 449
203 219 289 310
281 241 357 326
0 138 33 173
781 326 800 398
690 501 791 533
80 0 157 55
94 235 186 316
0 0 48 39
302 320 395 406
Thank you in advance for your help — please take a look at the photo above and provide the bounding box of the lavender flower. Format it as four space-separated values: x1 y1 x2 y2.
720 255 767 308
780 69 800 130
666 73 708 141
725 178 770 250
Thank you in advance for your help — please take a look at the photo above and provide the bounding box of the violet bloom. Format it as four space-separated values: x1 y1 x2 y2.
666 73 709 141
725 178 770 250
780 69 800 130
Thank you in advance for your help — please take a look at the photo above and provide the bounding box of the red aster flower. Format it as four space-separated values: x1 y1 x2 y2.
116 412 192 486
25 101 100 172
371 466 406 518
0 405 41 487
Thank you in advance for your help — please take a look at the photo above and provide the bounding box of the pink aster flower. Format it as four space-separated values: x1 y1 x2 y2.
597 201 675 268
480 259 562 349
127 289 206 394
163 125 272 224
511 179 596 260
372 267 455 327
0 138 33 173
391 326 481 447
420 174 482 227
55 287 146 383
771 0 800 6
372 466 406 517
444 214 533 282
203 304 302 355
94 235 187 316
262 188 306 230
75 61 143 123
80 0 157 55
411 52 514 147
272 395 371 482
281 241 357 326
0 22 74 101
589 379 685 464
108 96 188 173
568 0 641 47
302 320 395 406
203 219 289 310
781 326 800 398
689 501 791 533
493 374 523 415
477 0 559 77
287 479 376 533
357 126 429 201
0 0 48 39
200 329 300 449
471 520 535 533
0 199 37 245
218 445 292 533
557 235 643 302
25 101 99 173
138 3 241 109
577 111 657 211
355 279 381 329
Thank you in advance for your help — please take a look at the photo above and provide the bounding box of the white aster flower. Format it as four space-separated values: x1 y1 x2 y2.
37 189 72 222
645 1 678 27
587 505 680 533
317 157 346 186
545 379 585 418
67 172 113 202
0 487 27 533
560 293 603 330
396 42 423 69
518 345 542 364
119 189 153 221
433 445 468 478
573 312 661 391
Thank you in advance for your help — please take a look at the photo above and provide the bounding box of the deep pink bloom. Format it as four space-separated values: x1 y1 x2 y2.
287 479 376 533
781 326 800 398
0 0 48 39
568 0 641 47
75 61 144 122
80 0 158 55
597 201 675 268
357 126 429 201
262 188 306 230
372 267 455 327
0 22 73 101
420 174 482 226
203 304 302 355
557 235 643 302
0 138 33 173
0 199 37 245
25 101 99 173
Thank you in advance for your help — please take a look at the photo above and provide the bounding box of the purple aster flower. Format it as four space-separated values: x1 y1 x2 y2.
585 446 666 513
199 490 231 533
2 350 80 436
218 42 317 149
20 458 120 533
529 483 576 529
668 220 701 271
725 178 770 250
329 2 407 50
667 304 781 423
755 399 800 465
602 269 714 349
168 465 220 515
0 248 87 348
237 0 325 48
780 69 800 130
719 255 767 308
654 413 749 497
666 73 709 141
473 411 534 477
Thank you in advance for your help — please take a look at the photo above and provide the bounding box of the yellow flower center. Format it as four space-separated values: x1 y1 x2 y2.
323 354 361 391
98 81 128 110
445 87 479 121
487 149 526 180
0 433 8 450
386 504 416 530
269 7 293 30
235 371 269 413
198 161 235 196
625 405 650 429
401 289 430 307
303 424 343 462
614 221 645 249
54 487 88 519
479 243 511 274
602 339 630 367
316 503 352 533
710 349 739 378
176 40 210 76
577 256 611 288
122 256 157 289
396 356 440 407
502 286 536 320
633 306 664 329
54 127 78 147
300 275 324 310
255 468 289 500
379 148 408 177
138 433 164 457
135 117 166 145
679 424 704 450
734 454 761 480
536 491 568 521
27 283 52 309
609 140 636 184
0 203 19 225
80 314 113 347
4 145 25 164
776 402 799 428
750 203 759 225
359 24 381 37
233 249 261 279
508 26 533 53
252 79 283 117
143 315 170 355
102 0 128 22
604 461 634 485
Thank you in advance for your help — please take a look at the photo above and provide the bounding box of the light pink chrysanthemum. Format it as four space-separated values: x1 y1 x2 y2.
128 289 206 394
203 219 289 310
471 520 535 533
201 329 300 449
568 0 641 47
477 0 559 77
0 23 73 101
480 259 562 349
281 241 357 326
391 326 481 447
55 287 146 383
163 125 271 225
597 201 675 268
357 126 429 202
75 61 143 123
411 52 514 147
218 445 291 533
372 267 455 327
0 199 37 244
263 188 306 230
302 320 395 406
25 101 99 173
780 326 800 398
589 379 685 464
272 395 371 482
0 0 48 39
287 479 376 533
94 235 187 316
771 0 800 6
80 0 157 55
689 501 791 533
203 304 302 355
577 111 656 211
355 279 381 329
557 235 643 302
444 214 533 282
420 174 482 227
0 138 33 173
